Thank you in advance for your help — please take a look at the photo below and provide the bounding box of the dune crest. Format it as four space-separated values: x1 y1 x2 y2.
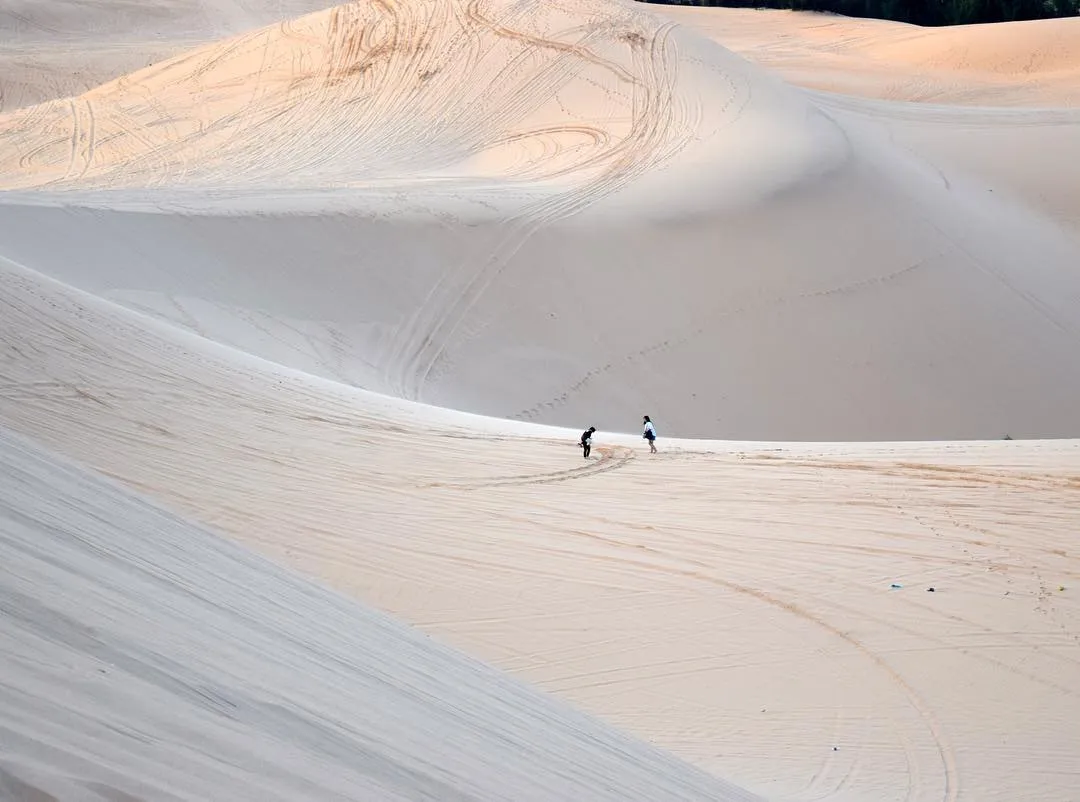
0 0 716 191
0 0 343 113
666 8 1080 106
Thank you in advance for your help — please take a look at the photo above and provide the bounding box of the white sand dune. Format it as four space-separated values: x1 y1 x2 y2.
665 8 1080 107
1 0 1079 800
0 425 759 802
2 0 1080 439
665 10 1080 242
0 0 819 193
0 0 336 111
2 246 1078 802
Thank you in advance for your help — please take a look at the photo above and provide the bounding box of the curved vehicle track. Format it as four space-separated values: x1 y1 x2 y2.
423 444 635 488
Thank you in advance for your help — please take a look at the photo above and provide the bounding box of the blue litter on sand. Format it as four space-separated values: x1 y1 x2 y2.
890 583 903 589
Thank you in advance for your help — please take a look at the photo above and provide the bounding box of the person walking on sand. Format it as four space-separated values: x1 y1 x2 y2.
642 415 657 453
580 426 596 459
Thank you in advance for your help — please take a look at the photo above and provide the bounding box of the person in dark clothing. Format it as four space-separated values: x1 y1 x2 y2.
581 426 596 459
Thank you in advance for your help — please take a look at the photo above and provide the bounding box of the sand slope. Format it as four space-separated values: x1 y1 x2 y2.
1 0 332 40
665 8 1080 107
2 0 1080 439
1 4 1079 799
2 246 1078 802
0 0 337 111
0 0 792 191
0 423 758 802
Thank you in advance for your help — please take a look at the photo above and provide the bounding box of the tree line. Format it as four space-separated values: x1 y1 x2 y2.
636 0 1080 27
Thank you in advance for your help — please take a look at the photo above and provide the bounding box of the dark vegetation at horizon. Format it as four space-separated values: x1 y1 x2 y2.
636 0 1080 27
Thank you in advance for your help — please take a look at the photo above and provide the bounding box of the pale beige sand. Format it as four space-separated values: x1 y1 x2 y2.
2 1 1080 800
663 8 1080 107
0 0 335 111
0 0 773 192
2 0 1080 440
2 248 1078 802
0 425 755 802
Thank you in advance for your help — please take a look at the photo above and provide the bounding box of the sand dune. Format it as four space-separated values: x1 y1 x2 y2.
0 0 336 111
0 425 756 802
1 0 331 40
0 0 807 192
665 8 1080 107
2 0 1080 439
1 239 1078 801
1 0 1079 800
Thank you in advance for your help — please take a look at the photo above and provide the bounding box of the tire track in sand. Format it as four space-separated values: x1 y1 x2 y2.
551 528 960 802
386 12 693 400
421 444 634 489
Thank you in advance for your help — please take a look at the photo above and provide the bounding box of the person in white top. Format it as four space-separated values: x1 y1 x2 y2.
642 415 657 453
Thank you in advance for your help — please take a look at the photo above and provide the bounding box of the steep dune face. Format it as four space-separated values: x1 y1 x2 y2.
0 426 758 802
1 0 1079 439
